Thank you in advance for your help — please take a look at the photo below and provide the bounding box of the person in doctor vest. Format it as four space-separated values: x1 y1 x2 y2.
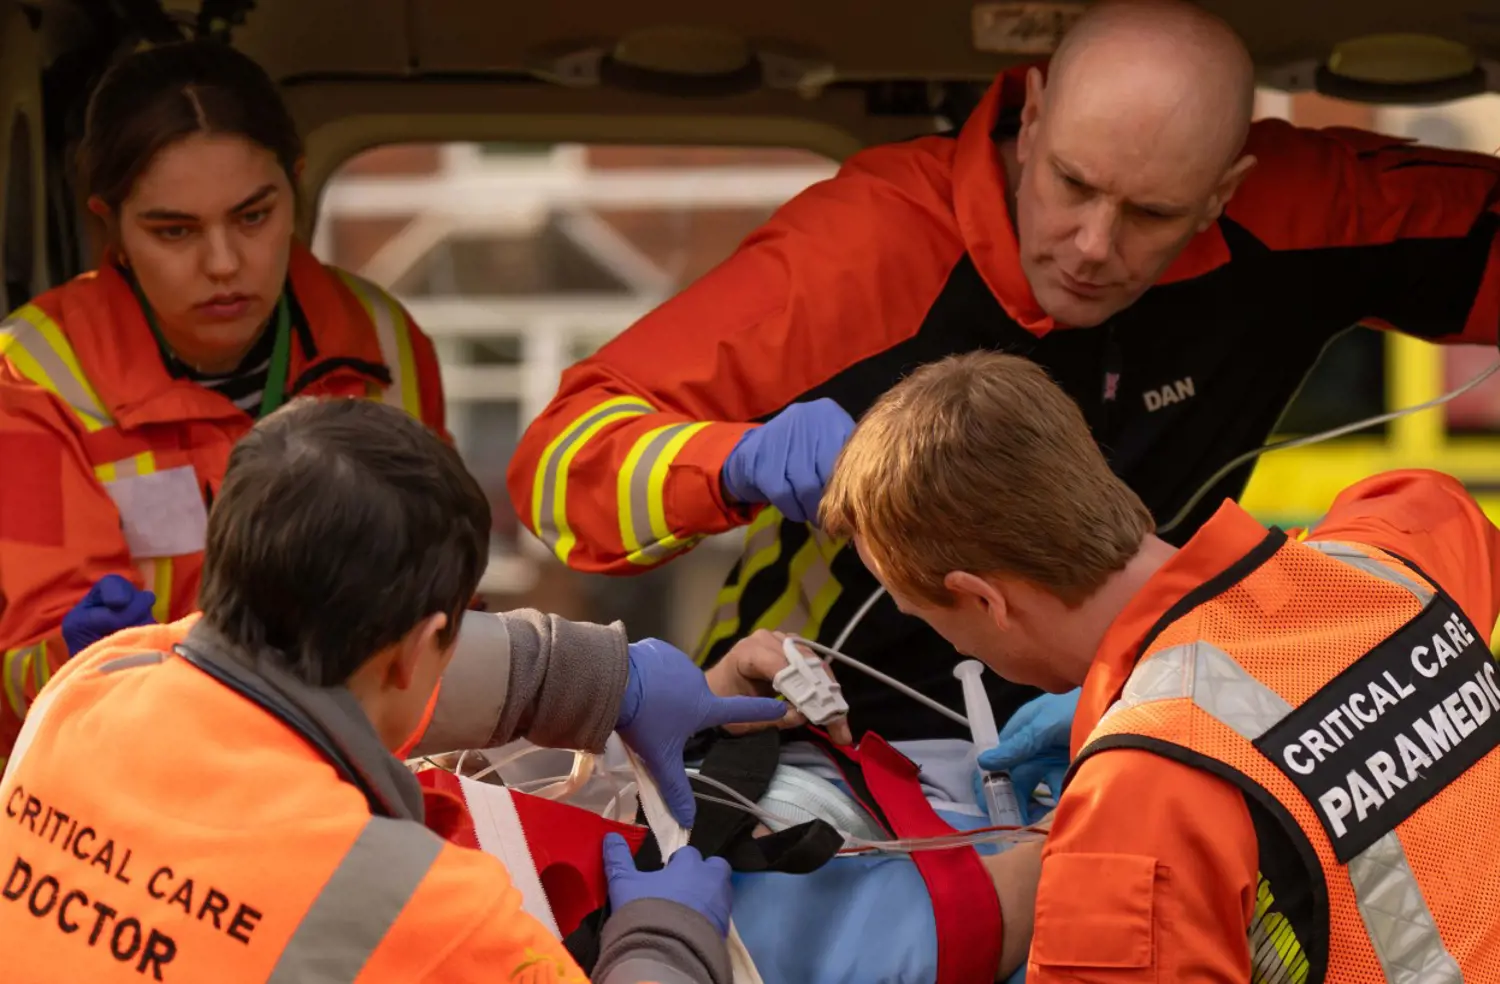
821 350 1500 982
0 40 446 765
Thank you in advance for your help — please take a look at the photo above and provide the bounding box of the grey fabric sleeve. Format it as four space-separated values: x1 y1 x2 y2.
410 609 629 756
410 611 515 756
594 899 732 984
495 609 630 752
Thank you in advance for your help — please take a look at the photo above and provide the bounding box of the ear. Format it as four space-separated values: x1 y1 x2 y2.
292 156 307 182
383 612 451 691
86 195 114 222
1200 154 1258 229
943 570 1011 630
1016 66 1047 165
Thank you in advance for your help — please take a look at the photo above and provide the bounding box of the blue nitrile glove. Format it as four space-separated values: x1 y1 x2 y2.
61 574 158 656
720 398 857 524
976 689 1081 824
603 832 734 936
617 638 788 826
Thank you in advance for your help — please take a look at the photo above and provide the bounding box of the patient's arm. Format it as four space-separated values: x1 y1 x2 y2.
985 811 1052 979
408 609 629 757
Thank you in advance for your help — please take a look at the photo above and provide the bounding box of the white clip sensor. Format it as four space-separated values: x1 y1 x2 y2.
772 636 848 726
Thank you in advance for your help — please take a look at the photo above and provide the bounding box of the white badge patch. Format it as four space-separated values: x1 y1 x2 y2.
104 465 208 559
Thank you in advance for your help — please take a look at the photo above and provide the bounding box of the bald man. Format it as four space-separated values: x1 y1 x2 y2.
510 0 1500 751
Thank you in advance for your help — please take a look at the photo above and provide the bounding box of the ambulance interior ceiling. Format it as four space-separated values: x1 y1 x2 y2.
25 0 1500 196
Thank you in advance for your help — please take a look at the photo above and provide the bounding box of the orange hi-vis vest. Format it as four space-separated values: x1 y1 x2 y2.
0 621 596 983
0 244 446 764
1076 528 1500 983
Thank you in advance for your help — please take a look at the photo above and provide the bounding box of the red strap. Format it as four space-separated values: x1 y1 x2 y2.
856 733 1004 984
416 768 649 937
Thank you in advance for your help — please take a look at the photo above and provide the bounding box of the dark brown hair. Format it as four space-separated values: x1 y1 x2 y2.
199 397 491 687
821 351 1155 607
78 40 302 210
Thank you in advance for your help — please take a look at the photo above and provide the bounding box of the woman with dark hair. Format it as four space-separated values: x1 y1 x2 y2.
0 40 448 761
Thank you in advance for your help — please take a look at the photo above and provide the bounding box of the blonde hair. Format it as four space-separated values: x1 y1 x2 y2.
821 352 1154 606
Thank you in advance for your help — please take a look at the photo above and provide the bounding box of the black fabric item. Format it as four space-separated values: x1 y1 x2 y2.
565 730 846 972
630 729 844 874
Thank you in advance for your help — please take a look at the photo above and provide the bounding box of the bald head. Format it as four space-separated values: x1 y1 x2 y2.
1048 0 1256 171
1007 0 1260 329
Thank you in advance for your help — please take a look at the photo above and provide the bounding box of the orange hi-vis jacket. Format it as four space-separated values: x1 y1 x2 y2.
1029 470 1500 982
0 619 689 984
506 63 1500 743
0 243 446 763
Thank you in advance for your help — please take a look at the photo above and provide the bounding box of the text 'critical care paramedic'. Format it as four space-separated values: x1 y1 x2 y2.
3 785 266 980
1254 595 1500 862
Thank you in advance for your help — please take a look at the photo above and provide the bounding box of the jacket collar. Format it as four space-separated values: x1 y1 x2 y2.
178 620 425 822
64 241 389 430
1072 500 1276 756
951 67 1234 338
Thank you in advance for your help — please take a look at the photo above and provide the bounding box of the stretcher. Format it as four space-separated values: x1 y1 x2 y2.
412 730 1046 984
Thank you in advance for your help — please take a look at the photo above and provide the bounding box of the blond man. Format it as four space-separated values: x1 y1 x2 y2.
822 351 1500 982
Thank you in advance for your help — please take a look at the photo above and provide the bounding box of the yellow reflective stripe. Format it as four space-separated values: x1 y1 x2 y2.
618 421 712 566
335 271 422 419
388 301 420 418
751 532 846 641
0 305 111 431
2 644 40 720
141 557 173 624
693 508 784 663
31 640 49 695
93 450 158 485
533 397 654 563
1250 875 1309 984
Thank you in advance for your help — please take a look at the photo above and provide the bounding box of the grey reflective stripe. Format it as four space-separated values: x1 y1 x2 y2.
103 454 146 480
536 399 652 548
1304 541 1434 605
267 816 443 983
1094 641 1292 740
1349 834 1463 983
625 422 703 563
97 652 164 674
770 537 840 638
0 309 112 427
1089 542 1464 984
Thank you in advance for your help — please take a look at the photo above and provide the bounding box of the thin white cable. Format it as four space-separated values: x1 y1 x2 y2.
788 635 970 728
1158 358 1500 535
832 586 887 651
688 773 1043 853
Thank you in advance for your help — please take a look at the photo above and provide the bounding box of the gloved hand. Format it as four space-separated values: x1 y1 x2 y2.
720 399 856 524
61 574 158 656
617 638 789 826
603 832 734 936
976 689 1080 824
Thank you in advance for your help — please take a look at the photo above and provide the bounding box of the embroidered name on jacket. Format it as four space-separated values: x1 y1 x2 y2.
1253 596 1500 862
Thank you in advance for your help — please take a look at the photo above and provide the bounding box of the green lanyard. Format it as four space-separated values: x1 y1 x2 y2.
257 296 293 417
133 278 294 418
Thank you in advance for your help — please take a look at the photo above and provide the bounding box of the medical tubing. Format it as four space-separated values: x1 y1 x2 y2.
832 586 887 650
687 769 1044 853
466 742 552 782
432 756 1042 851
1157 358 1500 535
788 636 970 727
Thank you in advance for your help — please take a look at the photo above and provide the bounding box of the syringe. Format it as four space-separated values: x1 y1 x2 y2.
954 660 1026 828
